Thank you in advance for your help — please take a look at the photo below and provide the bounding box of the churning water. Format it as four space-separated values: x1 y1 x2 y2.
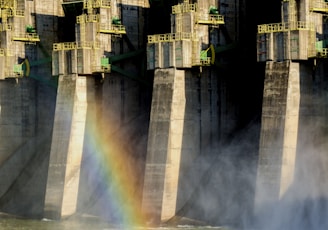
0 214 228 230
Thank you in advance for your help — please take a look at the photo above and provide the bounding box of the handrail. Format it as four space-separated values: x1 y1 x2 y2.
53 41 100 51
54 42 76 50
148 32 198 43
5 49 13 56
310 0 328 11
192 57 211 66
12 33 40 41
100 0 111 7
0 49 13 56
0 9 12 17
92 64 111 73
77 14 99 23
318 48 328 57
0 0 14 8
196 13 224 24
172 2 197 14
0 23 12 31
200 57 211 66
15 10 24 17
0 9 24 17
84 0 111 9
258 21 315 34
98 24 126 34
258 23 287 33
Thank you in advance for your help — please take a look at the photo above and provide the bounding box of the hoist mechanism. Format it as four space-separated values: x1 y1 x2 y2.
13 58 30 77
199 44 216 66
13 57 52 77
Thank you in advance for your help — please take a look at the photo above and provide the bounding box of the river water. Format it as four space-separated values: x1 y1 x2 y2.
0 214 227 230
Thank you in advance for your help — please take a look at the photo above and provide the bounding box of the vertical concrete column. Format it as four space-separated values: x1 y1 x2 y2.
254 61 302 213
142 68 186 223
279 62 300 197
44 75 95 219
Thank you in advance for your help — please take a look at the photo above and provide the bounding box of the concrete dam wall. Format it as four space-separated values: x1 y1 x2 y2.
1 0 328 229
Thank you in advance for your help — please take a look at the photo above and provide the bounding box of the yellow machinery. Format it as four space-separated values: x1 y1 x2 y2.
256 0 326 61
13 58 30 77
52 0 128 76
310 0 328 14
147 1 223 69
79 0 126 35
200 44 216 66
0 0 42 78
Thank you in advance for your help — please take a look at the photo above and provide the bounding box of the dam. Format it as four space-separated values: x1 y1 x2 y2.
0 0 328 229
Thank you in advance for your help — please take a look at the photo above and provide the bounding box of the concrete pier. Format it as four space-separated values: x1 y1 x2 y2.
5 0 328 228
254 61 312 212
141 67 222 223
142 68 187 222
0 78 55 218
44 75 95 219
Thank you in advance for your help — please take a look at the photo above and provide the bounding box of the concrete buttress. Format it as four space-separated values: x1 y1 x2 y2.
254 61 311 214
44 74 95 219
142 68 187 223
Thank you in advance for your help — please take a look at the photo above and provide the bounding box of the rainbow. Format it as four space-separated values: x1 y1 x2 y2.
81 114 148 228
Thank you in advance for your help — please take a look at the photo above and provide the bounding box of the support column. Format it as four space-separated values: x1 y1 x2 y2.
44 74 95 219
142 68 186 223
254 61 303 213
